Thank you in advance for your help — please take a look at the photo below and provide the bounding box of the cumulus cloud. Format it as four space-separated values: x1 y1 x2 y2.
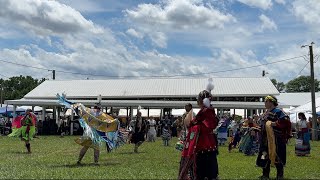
259 14 277 32
125 0 235 47
0 0 318 84
149 32 167 48
292 0 320 31
126 0 235 30
237 0 272 10
263 45 311 82
274 0 286 4
126 28 143 39
0 0 212 80
0 0 103 37
0 0 210 80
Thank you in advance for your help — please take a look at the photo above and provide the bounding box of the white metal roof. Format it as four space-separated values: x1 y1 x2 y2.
5 98 289 109
24 77 279 99
277 92 320 107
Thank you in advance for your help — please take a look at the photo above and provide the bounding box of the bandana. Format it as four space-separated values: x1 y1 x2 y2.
265 95 277 103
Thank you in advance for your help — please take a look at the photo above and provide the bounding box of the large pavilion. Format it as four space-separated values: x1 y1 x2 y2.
5 77 281 134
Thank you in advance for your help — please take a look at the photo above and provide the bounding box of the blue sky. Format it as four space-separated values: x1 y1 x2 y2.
0 0 320 82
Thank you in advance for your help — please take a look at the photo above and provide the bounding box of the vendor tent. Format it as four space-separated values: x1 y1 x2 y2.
289 97 320 113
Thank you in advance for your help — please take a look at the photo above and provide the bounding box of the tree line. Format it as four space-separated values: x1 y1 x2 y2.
271 76 320 92
0 76 45 104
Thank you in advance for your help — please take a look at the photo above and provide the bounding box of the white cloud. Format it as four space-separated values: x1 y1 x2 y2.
0 0 210 80
274 0 286 4
125 0 235 48
292 0 320 31
58 0 134 13
126 0 235 30
58 0 108 13
0 0 103 37
149 32 167 48
259 14 277 31
263 43 320 82
0 0 318 84
126 28 143 39
0 44 214 80
237 0 272 10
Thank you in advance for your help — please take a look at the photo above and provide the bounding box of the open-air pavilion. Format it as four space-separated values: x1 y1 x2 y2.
5 77 281 134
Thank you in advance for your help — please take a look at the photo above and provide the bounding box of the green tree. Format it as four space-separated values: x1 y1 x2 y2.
1 76 45 101
286 76 320 92
271 79 286 92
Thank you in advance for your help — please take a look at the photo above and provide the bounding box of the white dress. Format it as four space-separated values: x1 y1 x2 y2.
147 119 157 141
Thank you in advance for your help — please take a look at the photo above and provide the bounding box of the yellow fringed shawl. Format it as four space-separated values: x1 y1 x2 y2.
266 121 277 166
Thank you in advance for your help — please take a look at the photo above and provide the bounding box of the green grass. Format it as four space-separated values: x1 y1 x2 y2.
0 136 319 179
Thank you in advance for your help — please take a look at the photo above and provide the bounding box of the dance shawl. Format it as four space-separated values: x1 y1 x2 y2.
57 94 124 151
265 121 276 166
8 113 37 140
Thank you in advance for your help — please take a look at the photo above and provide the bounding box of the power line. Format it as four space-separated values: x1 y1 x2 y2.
0 55 306 79
0 59 51 71
54 55 305 79
295 61 310 78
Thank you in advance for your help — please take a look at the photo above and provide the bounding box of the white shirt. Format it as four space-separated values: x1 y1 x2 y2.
298 120 308 128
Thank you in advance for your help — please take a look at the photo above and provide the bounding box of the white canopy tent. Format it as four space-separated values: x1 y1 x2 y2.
289 97 320 113
289 112 313 123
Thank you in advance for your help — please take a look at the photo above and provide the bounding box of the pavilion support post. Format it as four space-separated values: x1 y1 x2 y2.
6 103 9 122
147 108 150 118
42 107 46 121
53 106 57 124
244 109 247 119
126 107 129 117
55 107 61 125
160 109 163 120
13 105 16 118
70 111 74 135
32 106 34 112
130 106 133 119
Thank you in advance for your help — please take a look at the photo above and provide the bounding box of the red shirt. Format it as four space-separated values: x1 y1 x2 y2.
191 106 218 152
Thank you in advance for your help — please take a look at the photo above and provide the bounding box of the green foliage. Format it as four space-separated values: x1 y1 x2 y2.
0 136 319 179
0 75 45 101
271 78 285 92
286 76 320 92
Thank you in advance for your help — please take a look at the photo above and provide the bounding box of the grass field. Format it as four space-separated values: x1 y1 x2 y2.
0 136 319 179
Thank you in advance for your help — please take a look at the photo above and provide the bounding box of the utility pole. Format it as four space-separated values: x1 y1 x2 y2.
0 86 3 107
303 42 318 140
309 43 318 140
52 70 56 80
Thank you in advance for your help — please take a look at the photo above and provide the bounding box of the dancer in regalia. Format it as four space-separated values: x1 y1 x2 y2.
256 95 292 180
57 94 124 165
217 116 230 145
295 112 311 156
238 117 260 156
178 79 219 180
9 109 36 154
131 107 147 153
147 116 157 142
162 119 171 146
